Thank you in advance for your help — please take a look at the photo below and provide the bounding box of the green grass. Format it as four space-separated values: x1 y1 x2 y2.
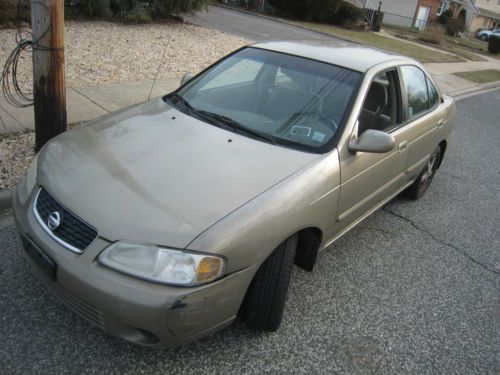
294 21 465 63
454 69 500 84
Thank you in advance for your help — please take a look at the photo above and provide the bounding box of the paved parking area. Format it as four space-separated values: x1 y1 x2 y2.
0 89 499 374
184 5 349 42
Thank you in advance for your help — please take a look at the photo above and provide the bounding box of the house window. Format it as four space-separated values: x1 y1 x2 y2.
437 1 448 15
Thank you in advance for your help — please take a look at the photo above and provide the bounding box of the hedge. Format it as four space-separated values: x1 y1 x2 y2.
0 0 210 25
0 0 30 27
329 2 363 27
269 0 343 22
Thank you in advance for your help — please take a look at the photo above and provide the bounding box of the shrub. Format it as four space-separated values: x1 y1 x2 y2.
0 0 30 27
151 0 209 18
122 7 152 24
269 0 342 22
80 0 113 18
437 9 464 36
446 17 465 36
488 35 500 54
71 0 210 22
329 2 362 27
417 25 444 45
437 9 453 26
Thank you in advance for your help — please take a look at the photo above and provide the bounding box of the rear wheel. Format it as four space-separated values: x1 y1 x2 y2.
244 234 298 331
403 146 441 200
480 34 488 41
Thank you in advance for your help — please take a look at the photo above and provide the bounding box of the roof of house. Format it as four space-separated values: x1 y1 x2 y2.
452 0 480 15
251 41 412 73
477 7 500 20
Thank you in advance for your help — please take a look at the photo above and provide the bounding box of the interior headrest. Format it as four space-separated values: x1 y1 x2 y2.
281 68 311 88
364 81 388 112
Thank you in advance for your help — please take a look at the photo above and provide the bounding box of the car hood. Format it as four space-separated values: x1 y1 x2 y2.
37 98 319 249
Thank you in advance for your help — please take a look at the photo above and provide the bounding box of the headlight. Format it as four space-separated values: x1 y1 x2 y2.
18 156 38 204
98 241 226 286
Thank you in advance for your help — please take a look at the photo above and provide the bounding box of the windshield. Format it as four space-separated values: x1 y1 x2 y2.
167 47 361 152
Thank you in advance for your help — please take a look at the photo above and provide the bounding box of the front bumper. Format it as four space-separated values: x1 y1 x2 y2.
12 186 258 347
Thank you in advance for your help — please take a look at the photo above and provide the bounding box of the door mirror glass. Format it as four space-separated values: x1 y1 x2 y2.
181 72 194 86
349 129 395 153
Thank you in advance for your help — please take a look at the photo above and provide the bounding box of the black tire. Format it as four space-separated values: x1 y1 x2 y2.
403 146 441 200
244 234 298 332
480 34 488 41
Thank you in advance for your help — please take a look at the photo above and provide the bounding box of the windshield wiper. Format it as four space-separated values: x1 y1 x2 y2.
196 110 277 145
165 97 276 145
165 93 195 112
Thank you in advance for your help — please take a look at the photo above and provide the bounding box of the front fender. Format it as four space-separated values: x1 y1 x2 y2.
186 149 341 273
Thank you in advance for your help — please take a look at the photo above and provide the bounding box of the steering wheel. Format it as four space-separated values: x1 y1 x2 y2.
304 111 338 130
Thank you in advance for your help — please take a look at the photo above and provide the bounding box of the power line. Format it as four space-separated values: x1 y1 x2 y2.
1 0 60 109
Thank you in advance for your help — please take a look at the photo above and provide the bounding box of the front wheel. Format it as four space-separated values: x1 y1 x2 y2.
243 234 298 332
480 34 488 41
403 146 441 200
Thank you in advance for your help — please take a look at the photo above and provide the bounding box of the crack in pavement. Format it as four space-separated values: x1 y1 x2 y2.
441 171 500 187
441 171 469 183
382 207 499 276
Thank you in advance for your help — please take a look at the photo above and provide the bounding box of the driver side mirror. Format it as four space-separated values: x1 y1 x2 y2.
348 129 396 153
181 72 194 86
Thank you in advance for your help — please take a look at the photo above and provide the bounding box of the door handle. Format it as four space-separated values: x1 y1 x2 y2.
398 141 408 151
437 119 445 128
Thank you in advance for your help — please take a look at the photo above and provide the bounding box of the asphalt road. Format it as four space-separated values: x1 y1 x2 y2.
184 6 349 43
1 88 499 374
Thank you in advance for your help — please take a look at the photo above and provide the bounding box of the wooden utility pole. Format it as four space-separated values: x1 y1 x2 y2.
31 0 67 152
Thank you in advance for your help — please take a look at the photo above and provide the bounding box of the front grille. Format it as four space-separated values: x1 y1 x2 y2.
34 187 98 253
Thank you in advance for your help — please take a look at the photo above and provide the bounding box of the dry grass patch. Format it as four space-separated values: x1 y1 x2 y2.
294 21 464 63
454 69 500 84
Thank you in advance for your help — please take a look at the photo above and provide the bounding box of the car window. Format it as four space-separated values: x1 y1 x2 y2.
401 65 430 120
427 77 439 109
358 70 401 135
175 47 362 152
200 58 264 91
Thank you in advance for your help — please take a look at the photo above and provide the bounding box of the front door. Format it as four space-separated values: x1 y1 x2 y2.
334 69 409 233
416 6 430 31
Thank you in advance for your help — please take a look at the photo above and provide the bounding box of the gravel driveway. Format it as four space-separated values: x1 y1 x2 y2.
0 20 249 91
0 20 249 191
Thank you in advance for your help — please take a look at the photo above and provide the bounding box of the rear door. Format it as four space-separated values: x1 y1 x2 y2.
398 65 446 183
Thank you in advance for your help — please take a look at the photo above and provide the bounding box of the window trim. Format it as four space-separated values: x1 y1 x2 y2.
425 75 440 111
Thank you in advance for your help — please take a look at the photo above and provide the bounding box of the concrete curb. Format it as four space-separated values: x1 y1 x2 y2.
448 80 500 99
0 190 12 210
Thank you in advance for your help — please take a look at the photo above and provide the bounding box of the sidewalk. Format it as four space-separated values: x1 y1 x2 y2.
0 79 179 133
0 69 498 134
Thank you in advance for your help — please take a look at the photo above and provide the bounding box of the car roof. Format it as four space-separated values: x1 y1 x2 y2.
251 41 412 73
